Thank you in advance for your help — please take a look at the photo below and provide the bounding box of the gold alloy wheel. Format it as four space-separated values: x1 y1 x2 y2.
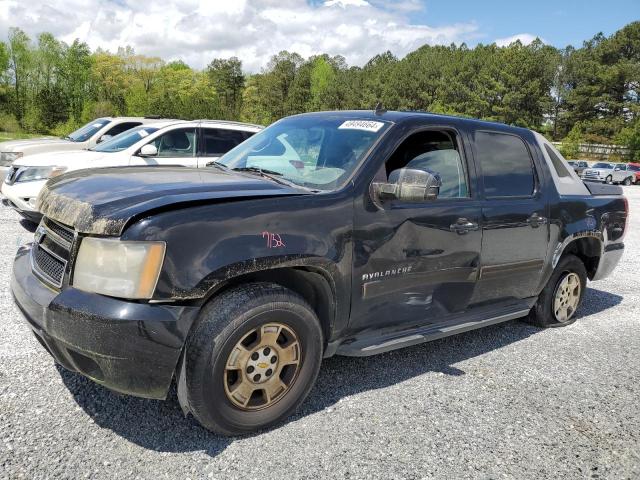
224 323 302 410
553 272 581 322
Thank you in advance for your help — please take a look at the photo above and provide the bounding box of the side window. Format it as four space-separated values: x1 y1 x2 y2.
385 130 469 199
202 128 254 156
104 122 142 137
475 131 535 197
149 128 197 157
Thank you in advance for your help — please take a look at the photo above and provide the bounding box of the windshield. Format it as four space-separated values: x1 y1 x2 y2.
628 165 640 172
218 116 391 190
92 126 160 153
592 162 612 169
67 118 110 142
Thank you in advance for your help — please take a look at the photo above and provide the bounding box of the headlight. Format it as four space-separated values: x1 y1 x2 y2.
0 152 23 166
15 166 67 183
73 238 166 299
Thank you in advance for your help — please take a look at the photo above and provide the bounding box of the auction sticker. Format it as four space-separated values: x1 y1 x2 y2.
338 120 385 132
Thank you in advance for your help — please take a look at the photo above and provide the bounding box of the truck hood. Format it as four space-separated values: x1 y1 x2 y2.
0 137 72 152
13 149 105 167
37 166 310 236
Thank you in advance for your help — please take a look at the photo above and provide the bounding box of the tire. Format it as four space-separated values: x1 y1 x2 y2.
605 175 613 184
183 283 323 436
527 254 587 328
623 177 632 186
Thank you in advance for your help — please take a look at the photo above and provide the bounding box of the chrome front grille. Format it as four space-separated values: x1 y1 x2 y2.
31 217 75 289
43 217 74 245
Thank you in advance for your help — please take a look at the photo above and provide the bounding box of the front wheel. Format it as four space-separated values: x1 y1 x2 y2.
605 175 613 184
183 283 323 436
527 254 587 328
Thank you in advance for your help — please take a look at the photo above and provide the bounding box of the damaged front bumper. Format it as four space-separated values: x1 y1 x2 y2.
11 244 200 399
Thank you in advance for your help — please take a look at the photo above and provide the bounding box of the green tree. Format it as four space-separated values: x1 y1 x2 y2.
7 28 32 125
207 57 244 119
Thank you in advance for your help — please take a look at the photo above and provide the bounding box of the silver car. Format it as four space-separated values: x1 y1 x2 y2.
581 162 635 185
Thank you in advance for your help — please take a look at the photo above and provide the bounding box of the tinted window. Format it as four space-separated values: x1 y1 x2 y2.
544 144 571 178
628 165 640 172
592 163 612 169
476 132 535 197
616 163 627 169
67 118 110 142
202 128 253 156
386 130 468 198
149 128 197 157
104 122 142 138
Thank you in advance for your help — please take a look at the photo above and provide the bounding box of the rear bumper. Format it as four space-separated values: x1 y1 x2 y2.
11 244 201 399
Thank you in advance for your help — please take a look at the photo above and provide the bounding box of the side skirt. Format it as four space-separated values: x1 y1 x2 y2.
330 300 535 357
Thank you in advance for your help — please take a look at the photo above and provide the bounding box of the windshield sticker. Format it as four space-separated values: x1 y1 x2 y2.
338 120 385 132
138 130 150 137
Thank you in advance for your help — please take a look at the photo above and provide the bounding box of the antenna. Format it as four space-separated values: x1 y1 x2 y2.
374 101 387 115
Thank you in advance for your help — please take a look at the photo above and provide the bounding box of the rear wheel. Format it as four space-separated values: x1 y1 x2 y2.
623 176 632 186
527 254 587 328
183 283 323 436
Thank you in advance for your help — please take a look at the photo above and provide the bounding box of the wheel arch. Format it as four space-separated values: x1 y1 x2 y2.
555 236 602 280
199 266 338 350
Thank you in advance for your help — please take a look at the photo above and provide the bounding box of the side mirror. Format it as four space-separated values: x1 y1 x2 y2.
138 144 158 157
373 168 441 203
97 134 112 144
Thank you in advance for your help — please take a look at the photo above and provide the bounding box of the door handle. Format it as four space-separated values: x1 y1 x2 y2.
526 212 548 228
450 218 479 235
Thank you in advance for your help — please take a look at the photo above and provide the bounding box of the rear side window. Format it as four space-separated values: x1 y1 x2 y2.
202 128 254 156
475 131 535 197
105 122 142 137
544 144 571 178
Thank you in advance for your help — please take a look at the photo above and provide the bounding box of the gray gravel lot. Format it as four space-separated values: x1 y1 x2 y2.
1 188 640 480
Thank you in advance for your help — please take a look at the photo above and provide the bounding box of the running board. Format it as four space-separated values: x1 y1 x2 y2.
335 305 531 357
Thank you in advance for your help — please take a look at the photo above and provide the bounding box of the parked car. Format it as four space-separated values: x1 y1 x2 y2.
1 120 262 222
12 111 628 435
0 117 165 178
627 162 640 184
567 160 589 176
581 162 635 185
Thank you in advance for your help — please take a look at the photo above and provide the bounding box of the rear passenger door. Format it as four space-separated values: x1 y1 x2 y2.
471 130 549 304
197 127 254 167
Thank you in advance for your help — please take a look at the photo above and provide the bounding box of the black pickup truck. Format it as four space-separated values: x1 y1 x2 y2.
11 111 628 435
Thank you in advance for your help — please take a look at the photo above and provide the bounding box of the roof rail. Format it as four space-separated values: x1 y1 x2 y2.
193 119 264 129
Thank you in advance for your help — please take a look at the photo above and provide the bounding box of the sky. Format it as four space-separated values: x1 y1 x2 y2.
0 0 636 72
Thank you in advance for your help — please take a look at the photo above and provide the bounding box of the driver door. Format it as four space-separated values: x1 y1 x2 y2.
350 127 482 332
130 127 198 167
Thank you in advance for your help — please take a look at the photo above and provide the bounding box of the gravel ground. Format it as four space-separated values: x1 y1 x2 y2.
1 188 639 480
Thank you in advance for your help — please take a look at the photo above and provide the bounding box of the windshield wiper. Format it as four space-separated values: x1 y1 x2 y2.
233 166 283 176
206 160 230 170
232 166 313 190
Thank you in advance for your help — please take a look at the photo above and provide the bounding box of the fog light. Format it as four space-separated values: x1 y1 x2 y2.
26 198 37 209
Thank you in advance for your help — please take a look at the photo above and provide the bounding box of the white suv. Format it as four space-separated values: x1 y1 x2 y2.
1 120 262 222
0 117 169 178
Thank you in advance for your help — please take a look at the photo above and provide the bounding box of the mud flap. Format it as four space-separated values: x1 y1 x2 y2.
176 350 191 416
